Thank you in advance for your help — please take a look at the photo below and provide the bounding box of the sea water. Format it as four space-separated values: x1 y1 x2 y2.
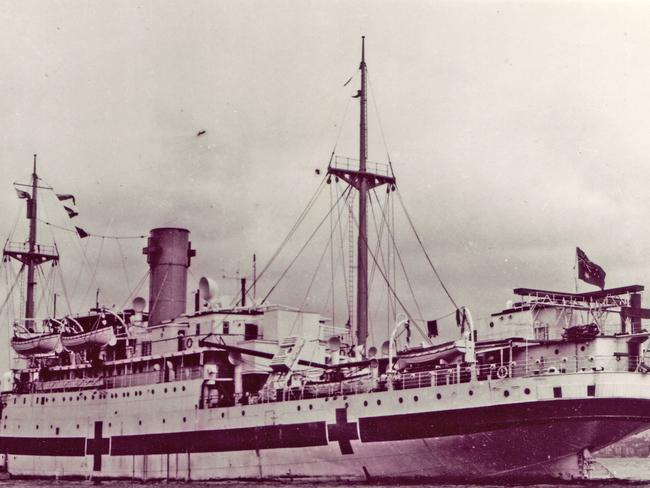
1 458 650 488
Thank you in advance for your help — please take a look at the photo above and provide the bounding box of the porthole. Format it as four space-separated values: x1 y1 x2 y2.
35 425 39 430
164 388 168 393
108 423 111 428
76 424 79 429
398 397 404 403
504 390 510 398
376 399 381 406
344 402 349 408
163 418 166 423
309 404 313 410
413 395 419 402
221 412 225 418
524 388 531 395
138 420 142 426
580 346 586 352
182 386 186 392
173 387 177 392
363 401 368 407
183 417 186 423
554 349 560 355
436 393 442 400
297 405 301 411
333 395 338 401
489 321 494 328
468 390 474 396
241 411 245 417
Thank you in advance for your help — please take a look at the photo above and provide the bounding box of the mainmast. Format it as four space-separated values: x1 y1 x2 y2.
357 37 369 349
25 154 38 328
3 155 59 331
327 38 395 354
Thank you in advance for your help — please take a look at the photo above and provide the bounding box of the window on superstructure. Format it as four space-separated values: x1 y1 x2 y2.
533 322 549 340
244 323 258 341
223 321 230 335
141 341 152 356
195 323 201 336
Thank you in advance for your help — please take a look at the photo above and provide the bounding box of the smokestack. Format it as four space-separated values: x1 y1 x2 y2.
143 228 196 326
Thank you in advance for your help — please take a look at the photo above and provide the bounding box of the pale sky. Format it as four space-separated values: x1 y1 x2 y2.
2 1 650 352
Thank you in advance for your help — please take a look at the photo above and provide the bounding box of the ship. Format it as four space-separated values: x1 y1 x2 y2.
1 38 650 482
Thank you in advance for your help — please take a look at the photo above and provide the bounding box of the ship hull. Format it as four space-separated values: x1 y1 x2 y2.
2 371 650 481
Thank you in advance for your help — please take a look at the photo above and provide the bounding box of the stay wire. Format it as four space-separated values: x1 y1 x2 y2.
394 187 459 310
262 186 352 304
247 176 328 301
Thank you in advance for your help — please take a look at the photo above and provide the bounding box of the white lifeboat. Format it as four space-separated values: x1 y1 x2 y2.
61 324 117 351
11 332 63 355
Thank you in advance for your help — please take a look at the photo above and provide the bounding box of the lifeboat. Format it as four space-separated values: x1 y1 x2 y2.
61 325 117 351
11 332 63 355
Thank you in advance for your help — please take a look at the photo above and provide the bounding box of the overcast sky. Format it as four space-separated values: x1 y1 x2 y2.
2 1 650 352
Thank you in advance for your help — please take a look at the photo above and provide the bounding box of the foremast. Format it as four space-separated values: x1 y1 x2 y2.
3 155 59 331
327 37 395 354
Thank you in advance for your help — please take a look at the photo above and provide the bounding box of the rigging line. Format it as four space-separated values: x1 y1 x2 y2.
38 219 147 240
262 186 353 304
368 74 392 163
313 183 352 317
335 182 351 320
394 187 459 309
147 268 170 319
115 238 132 292
368 191 391 335
370 188 426 329
80 236 107 308
286 196 343 338
367 188 389 298
346 195 431 344
247 176 328 300
329 183 335 323
119 269 150 310
321 184 352 317
320 193 351 317
54 258 75 316
0 264 24 317
330 73 358 157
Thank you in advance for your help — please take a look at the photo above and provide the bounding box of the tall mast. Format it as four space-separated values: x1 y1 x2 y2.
3 155 59 332
327 37 395 355
25 154 38 330
356 37 369 348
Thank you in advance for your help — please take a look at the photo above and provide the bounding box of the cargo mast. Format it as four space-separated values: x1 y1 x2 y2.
327 38 395 354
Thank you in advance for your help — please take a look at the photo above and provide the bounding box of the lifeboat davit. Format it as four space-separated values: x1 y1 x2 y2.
11 332 63 355
61 325 117 351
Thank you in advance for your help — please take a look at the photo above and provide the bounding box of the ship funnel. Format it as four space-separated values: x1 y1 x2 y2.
143 228 196 327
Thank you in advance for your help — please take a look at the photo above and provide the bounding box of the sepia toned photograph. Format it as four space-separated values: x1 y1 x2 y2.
1 0 650 485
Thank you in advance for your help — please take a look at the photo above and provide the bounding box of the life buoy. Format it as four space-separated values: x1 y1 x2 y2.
185 337 194 349
496 365 508 379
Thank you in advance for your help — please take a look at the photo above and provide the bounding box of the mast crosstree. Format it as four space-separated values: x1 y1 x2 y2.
327 37 395 353
3 155 59 331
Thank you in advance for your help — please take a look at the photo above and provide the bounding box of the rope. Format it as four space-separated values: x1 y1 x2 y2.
246 176 328 302
370 189 426 330
0 264 24 317
38 219 146 239
394 187 459 310
262 186 352 304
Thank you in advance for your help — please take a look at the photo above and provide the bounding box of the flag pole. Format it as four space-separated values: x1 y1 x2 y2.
574 250 578 293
